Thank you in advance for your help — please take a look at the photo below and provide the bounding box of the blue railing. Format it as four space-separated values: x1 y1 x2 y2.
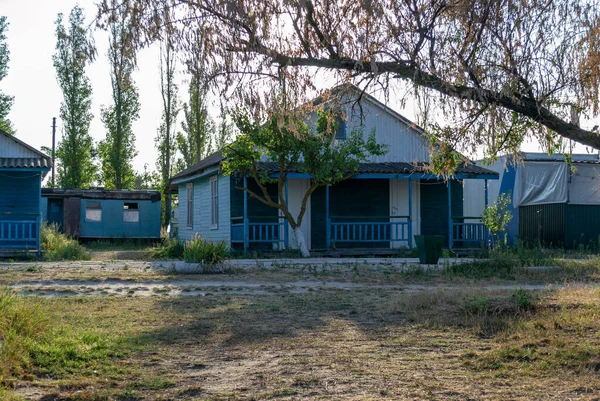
0 214 40 250
328 216 412 248
451 217 488 248
231 216 287 249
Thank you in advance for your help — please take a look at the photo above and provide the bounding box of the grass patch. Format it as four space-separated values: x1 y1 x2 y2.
41 223 90 261
0 291 135 393
0 287 48 384
3 287 600 399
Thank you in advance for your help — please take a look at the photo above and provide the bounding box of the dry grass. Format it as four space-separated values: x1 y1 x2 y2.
1 285 599 400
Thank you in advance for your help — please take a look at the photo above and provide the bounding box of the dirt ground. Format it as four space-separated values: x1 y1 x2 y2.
2 258 600 400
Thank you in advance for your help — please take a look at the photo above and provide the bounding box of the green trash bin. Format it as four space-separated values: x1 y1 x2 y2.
414 235 445 264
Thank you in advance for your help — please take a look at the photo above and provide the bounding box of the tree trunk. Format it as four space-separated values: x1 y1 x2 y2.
294 226 310 258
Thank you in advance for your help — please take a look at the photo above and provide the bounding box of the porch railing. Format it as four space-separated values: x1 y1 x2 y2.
231 216 287 249
327 215 412 249
0 214 40 250
451 216 488 248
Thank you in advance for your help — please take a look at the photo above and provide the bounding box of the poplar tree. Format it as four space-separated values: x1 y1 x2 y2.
155 36 179 226
98 0 139 189
53 6 96 189
177 32 213 169
0 16 14 134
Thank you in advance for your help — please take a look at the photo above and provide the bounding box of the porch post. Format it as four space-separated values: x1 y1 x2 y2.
243 175 249 251
447 180 453 250
408 178 413 248
484 179 489 246
325 184 330 250
38 172 42 255
284 178 289 250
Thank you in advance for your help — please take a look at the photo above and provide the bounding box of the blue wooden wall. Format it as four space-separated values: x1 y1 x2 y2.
78 199 161 239
0 172 40 216
0 171 41 249
177 173 231 244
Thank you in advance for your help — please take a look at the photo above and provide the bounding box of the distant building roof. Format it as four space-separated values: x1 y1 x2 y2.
42 188 161 202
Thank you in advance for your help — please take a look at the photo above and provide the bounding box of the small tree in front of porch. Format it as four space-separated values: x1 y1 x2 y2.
221 112 388 257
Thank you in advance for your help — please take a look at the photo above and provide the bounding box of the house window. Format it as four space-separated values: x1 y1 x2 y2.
186 183 194 228
210 176 218 229
123 202 139 223
335 114 346 139
85 201 102 222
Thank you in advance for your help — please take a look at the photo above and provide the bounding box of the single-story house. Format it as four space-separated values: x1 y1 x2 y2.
170 85 498 252
0 129 51 255
41 189 162 240
463 152 600 248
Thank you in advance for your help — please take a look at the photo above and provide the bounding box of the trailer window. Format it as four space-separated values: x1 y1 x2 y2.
85 201 102 222
123 202 139 223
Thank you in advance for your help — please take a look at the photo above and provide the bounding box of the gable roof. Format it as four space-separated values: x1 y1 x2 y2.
169 85 496 184
0 129 51 170
170 151 225 182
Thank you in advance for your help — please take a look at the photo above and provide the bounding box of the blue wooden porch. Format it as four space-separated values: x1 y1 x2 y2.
0 214 41 252
0 129 51 255
230 172 494 252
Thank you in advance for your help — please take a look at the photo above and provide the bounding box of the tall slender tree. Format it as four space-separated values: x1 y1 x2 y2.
53 6 96 189
0 16 14 134
98 0 139 189
214 103 234 151
155 35 179 226
177 31 214 169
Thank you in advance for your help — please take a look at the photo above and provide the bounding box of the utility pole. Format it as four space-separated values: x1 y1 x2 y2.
51 117 56 187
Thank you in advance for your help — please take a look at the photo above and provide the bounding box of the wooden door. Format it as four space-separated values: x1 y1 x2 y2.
63 198 81 237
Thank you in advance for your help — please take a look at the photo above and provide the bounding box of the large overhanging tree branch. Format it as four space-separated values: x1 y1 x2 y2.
98 0 600 158
221 110 388 257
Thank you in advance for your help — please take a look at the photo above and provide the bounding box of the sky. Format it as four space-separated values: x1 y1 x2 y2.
1 0 181 174
1 0 599 179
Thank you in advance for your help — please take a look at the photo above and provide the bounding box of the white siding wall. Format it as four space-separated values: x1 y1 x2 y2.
345 98 431 163
0 134 41 157
389 179 421 248
463 156 507 217
285 178 311 250
178 174 231 245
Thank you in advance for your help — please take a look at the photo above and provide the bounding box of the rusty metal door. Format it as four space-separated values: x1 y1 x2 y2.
63 198 81 237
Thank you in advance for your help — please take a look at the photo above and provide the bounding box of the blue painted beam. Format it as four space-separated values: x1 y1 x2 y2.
408 178 413 249
448 180 453 250
267 173 499 180
243 175 248 251
325 184 330 250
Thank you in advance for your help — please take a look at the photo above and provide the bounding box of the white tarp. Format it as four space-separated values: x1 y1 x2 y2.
515 162 568 206
568 164 600 205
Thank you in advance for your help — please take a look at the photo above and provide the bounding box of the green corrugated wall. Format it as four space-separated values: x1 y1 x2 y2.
519 203 600 249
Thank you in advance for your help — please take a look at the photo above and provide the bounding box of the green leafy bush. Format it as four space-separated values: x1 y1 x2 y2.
40 223 90 261
183 234 229 268
151 237 184 259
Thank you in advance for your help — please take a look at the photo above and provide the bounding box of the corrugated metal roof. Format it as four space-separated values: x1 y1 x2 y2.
42 188 162 202
258 161 498 177
0 157 51 169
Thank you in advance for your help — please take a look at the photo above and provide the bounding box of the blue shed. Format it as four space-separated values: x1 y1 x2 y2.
0 129 51 255
41 189 161 240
